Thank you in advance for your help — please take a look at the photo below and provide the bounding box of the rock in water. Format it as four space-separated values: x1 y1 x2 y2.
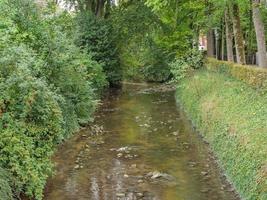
151 171 162 179
116 193 125 197
147 171 175 181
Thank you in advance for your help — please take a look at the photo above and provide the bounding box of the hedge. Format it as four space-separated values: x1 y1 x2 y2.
206 58 267 90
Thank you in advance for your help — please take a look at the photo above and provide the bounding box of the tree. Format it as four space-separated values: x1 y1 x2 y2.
231 2 246 64
252 0 267 67
207 29 215 57
225 7 234 62
65 0 112 17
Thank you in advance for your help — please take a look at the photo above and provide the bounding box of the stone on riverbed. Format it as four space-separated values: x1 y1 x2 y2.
117 146 132 152
117 153 123 158
201 171 209 176
147 171 174 181
116 193 125 197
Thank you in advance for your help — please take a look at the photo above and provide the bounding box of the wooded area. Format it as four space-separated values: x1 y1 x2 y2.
0 0 266 200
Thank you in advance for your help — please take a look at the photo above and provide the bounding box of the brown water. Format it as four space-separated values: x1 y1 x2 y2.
44 83 240 200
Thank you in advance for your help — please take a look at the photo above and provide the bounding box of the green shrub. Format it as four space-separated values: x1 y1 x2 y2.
176 70 267 200
141 43 171 82
185 48 204 69
141 64 171 82
170 58 190 83
170 49 204 83
0 1 107 199
206 58 267 90
36 33 101 136
5 0 107 135
75 12 122 86
0 55 64 199
0 168 14 200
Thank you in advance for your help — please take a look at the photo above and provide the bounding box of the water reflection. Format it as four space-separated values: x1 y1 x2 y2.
44 84 239 200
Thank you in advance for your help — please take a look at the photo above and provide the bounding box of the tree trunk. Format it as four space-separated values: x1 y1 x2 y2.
215 29 220 59
207 29 215 57
252 0 267 67
225 8 234 62
96 0 105 17
221 19 225 60
232 3 246 64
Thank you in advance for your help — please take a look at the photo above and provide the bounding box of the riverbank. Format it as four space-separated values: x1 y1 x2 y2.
176 69 267 200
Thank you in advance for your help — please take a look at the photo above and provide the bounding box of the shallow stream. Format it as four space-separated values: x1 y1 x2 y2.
44 83 239 200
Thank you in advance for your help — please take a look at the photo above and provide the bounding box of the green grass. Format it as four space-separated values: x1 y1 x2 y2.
176 69 267 200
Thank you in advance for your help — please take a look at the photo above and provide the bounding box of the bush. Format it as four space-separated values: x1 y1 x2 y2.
0 168 14 200
0 43 64 199
141 43 171 82
75 12 122 86
170 58 190 83
185 48 204 69
6 0 107 135
36 32 102 136
0 1 107 199
206 58 267 90
170 48 204 83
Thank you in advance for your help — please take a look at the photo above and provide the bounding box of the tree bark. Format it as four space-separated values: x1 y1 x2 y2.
215 29 220 59
96 0 105 17
207 29 215 57
232 3 246 64
225 8 234 62
252 0 267 67
221 19 225 60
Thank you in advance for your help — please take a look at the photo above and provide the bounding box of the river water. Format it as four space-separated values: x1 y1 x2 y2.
44 83 240 200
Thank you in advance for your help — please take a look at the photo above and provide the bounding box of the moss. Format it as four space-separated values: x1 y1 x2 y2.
176 69 267 200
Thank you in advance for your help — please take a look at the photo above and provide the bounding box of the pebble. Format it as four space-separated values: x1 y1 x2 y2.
131 164 137 168
200 188 210 193
172 132 179 136
201 171 208 176
188 162 197 167
116 193 125 197
227 188 235 192
136 193 143 197
117 153 123 158
138 179 144 183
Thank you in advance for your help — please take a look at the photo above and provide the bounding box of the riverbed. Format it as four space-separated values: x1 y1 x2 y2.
44 83 240 200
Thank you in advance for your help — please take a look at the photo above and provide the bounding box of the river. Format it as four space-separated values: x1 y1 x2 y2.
44 83 240 200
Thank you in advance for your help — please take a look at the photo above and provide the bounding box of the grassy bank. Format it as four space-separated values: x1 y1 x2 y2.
176 69 267 200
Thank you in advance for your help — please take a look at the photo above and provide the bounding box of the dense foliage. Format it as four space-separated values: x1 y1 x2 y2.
111 0 173 82
170 49 204 83
0 0 108 199
0 167 14 200
1 0 267 199
75 12 122 86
